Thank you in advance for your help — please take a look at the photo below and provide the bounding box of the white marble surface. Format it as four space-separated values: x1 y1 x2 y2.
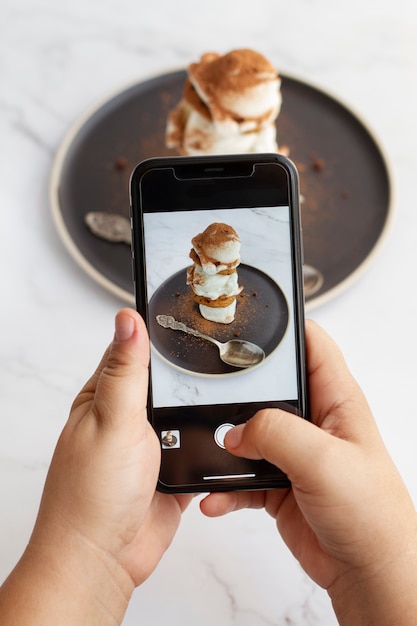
1 0 416 624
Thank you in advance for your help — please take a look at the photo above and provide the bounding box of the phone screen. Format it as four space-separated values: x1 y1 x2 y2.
144 205 298 407
131 155 307 492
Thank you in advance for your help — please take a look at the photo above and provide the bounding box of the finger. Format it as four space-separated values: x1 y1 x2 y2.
222 319 382 486
223 409 337 487
305 320 377 440
72 310 147 409
200 490 268 517
71 345 112 411
91 309 150 432
174 494 194 514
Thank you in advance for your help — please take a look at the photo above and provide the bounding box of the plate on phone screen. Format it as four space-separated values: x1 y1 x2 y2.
50 70 393 310
148 264 289 376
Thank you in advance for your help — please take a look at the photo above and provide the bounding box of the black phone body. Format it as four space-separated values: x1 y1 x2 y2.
130 154 308 493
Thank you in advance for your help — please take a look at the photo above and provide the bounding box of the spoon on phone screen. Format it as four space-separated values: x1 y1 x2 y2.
156 314 265 368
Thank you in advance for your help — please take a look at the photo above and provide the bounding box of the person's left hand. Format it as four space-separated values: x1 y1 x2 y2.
30 308 191 587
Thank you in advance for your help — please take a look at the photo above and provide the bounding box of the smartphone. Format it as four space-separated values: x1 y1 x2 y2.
130 154 308 493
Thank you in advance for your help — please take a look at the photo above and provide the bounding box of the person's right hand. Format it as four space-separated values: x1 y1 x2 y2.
201 320 417 625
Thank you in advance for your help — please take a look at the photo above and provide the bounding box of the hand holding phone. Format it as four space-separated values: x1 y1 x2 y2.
130 154 308 493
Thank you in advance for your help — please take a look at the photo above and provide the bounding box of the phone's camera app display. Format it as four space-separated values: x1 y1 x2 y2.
144 206 298 410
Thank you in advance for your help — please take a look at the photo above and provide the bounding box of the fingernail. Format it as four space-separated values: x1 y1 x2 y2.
115 312 135 342
224 424 244 449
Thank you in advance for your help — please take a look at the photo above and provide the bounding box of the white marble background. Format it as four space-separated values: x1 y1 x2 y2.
1 0 416 624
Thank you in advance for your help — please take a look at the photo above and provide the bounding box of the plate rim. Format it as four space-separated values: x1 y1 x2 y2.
49 68 396 311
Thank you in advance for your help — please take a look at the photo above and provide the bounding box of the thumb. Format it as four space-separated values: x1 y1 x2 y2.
224 409 332 485
223 319 378 485
92 308 150 432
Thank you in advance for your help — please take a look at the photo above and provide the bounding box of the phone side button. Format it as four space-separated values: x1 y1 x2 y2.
131 257 136 284
300 228 305 266
214 423 234 449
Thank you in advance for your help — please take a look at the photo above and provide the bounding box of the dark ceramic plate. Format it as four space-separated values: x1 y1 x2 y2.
148 264 289 376
50 70 393 308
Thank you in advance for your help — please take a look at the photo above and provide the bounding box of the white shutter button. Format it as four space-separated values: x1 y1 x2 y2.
214 423 234 449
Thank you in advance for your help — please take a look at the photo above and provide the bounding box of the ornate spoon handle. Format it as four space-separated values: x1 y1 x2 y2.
156 314 219 345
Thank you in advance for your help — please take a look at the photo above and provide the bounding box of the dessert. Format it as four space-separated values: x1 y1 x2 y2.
187 223 243 324
166 49 281 156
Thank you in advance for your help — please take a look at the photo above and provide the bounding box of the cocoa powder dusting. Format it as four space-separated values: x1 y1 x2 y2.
191 223 240 268
114 157 128 170
192 222 239 250
183 79 211 121
190 49 277 98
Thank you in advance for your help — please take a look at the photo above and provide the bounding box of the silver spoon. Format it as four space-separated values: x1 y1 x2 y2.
303 264 324 296
156 314 265 368
84 211 131 244
85 212 324 296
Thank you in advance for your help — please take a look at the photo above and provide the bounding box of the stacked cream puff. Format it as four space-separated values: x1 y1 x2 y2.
166 49 281 155
186 223 243 324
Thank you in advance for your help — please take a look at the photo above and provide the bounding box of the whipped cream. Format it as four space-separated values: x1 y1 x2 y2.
187 222 243 324
199 301 237 325
187 264 242 300
191 222 241 274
